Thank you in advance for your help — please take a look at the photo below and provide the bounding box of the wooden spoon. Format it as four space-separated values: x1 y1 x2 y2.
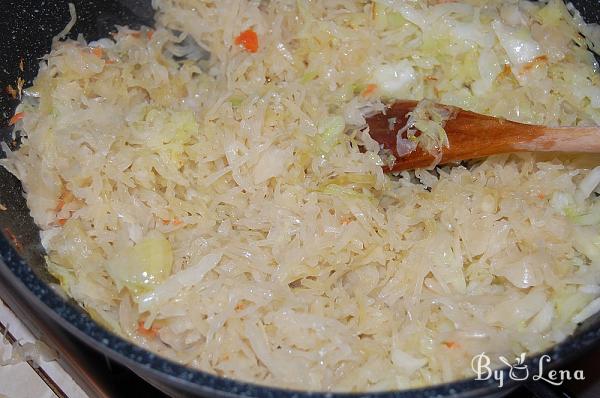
366 100 600 172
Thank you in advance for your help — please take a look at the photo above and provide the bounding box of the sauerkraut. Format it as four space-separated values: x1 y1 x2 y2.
3 0 600 392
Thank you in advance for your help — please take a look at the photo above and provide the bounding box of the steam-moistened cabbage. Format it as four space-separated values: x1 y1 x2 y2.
3 0 600 392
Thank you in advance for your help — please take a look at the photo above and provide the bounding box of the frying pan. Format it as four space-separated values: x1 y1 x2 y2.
1 1 600 397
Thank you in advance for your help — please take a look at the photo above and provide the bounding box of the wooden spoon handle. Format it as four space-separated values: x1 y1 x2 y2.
512 126 600 153
367 100 600 172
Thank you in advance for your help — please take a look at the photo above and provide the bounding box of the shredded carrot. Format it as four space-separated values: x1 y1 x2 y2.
537 193 545 200
146 30 154 40
425 75 438 81
55 199 65 213
361 84 378 97
9 112 24 126
234 29 259 53
54 210 73 226
163 218 184 225
442 341 459 349
131 31 141 38
340 214 355 225
91 47 104 58
105 59 115 65
498 64 512 79
55 189 74 213
137 320 159 337
522 55 549 74
3 227 23 251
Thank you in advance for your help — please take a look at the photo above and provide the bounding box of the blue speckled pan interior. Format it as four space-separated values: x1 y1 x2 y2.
1 1 600 397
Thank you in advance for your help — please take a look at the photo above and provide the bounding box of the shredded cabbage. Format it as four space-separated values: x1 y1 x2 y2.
3 0 600 392
395 99 454 164
0 335 57 369
316 115 346 154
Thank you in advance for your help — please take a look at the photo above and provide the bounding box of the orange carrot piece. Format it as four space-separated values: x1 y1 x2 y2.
137 320 159 338
3 227 23 251
9 112 24 125
522 55 549 74
498 64 512 79
234 29 259 53
55 199 65 213
91 47 104 58
55 189 74 213
361 84 377 97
